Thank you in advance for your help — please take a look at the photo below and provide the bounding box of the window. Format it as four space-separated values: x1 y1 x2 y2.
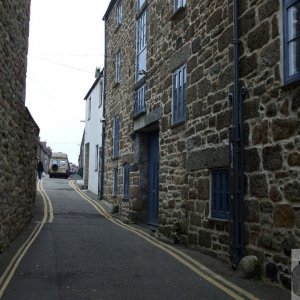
113 116 120 158
113 167 118 196
99 80 103 107
95 145 99 171
172 65 187 124
123 162 130 199
88 97 91 120
284 0 300 84
116 50 121 83
211 169 230 220
136 9 147 81
174 0 186 12
116 1 122 26
135 84 146 114
137 0 146 10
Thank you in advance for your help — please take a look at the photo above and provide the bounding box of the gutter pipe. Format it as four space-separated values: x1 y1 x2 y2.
230 0 246 269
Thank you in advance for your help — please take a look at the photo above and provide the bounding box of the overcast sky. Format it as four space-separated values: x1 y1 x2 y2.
26 0 111 164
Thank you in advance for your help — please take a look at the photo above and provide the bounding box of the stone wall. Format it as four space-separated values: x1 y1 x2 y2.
103 0 300 289
0 0 40 253
103 0 138 218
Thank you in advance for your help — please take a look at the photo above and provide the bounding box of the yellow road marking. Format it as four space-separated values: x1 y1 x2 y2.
69 180 259 300
0 180 54 297
37 180 54 223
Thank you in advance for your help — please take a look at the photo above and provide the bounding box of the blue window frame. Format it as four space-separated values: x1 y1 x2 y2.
135 84 146 114
123 162 130 199
211 169 230 220
172 65 187 125
116 1 122 26
116 50 121 83
113 116 120 158
136 9 147 81
113 167 118 196
174 0 186 12
283 0 300 84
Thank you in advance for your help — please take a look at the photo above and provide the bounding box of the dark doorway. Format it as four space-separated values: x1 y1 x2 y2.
147 131 159 225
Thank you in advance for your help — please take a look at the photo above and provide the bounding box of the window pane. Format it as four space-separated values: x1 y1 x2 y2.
288 3 300 40
288 39 300 75
137 0 146 10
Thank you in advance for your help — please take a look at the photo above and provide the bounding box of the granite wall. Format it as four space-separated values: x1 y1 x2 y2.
0 0 40 253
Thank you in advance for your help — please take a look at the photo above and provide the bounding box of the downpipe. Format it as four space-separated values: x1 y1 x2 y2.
230 0 246 270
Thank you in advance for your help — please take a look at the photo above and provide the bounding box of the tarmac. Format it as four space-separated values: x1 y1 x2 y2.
0 175 291 300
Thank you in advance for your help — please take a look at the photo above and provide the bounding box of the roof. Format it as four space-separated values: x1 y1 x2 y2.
103 0 117 21
83 69 103 100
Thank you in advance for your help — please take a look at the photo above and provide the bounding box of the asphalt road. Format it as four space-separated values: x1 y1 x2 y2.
0 177 290 300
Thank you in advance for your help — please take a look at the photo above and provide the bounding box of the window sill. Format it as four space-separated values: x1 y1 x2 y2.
171 119 186 128
134 77 146 90
133 110 146 119
114 23 121 33
207 216 230 223
114 81 120 88
136 1 147 19
112 156 119 161
282 76 300 89
170 6 186 21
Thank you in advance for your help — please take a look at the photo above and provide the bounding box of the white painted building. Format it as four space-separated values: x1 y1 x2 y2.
83 68 104 195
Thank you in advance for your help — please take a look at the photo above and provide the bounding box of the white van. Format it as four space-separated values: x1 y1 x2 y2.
49 152 70 178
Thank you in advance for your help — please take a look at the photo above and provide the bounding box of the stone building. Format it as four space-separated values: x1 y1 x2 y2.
103 0 300 288
0 0 39 252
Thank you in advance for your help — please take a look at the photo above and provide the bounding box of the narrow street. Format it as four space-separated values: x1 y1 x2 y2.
0 177 289 300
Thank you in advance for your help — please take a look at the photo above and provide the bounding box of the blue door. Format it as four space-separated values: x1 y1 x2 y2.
148 131 159 225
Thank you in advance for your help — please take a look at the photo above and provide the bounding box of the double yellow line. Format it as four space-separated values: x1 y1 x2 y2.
0 180 53 298
69 180 259 300
37 180 54 223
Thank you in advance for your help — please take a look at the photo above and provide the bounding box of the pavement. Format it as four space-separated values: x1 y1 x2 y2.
0 176 291 300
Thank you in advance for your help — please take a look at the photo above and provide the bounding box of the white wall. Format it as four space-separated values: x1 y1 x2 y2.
84 76 104 195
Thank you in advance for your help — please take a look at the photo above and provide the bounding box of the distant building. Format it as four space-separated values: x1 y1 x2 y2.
37 140 52 174
83 68 105 195
102 0 300 289
0 0 40 253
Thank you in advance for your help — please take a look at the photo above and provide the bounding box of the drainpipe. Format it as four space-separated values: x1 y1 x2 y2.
99 23 107 201
230 0 246 269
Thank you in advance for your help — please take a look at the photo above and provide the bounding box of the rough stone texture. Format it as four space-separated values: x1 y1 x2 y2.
262 144 283 171
237 255 258 279
103 0 299 290
273 205 295 228
0 0 39 253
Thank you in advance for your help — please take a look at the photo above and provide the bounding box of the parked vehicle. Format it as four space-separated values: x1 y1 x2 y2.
49 152 70 178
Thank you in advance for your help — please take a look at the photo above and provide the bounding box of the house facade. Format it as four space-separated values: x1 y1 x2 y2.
103 0 300 288
0 0 40 252
83 69 105 195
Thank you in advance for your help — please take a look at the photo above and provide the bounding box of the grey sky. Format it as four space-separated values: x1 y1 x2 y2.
26 0 110 163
